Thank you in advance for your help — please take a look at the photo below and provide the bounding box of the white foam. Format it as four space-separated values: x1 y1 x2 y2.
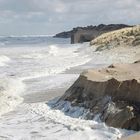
0 39 136 139
0 55 10 66
0 78 24 115
0 101 134 140
48 45 59 56
22 53 46 59
0 43 92 117
14 44 92 80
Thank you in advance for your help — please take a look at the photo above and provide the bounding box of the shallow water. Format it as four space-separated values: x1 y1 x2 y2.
0 102 130 140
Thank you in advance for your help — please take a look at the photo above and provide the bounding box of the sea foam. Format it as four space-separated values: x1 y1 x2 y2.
0 55 10 66
0 37 136 139
0 78 24 115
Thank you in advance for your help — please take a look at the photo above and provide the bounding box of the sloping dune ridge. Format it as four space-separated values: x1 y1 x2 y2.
90 25 140 51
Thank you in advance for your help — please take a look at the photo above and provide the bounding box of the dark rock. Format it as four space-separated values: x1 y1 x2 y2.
108 64 115 68
53 31 72 38
134 60 140 64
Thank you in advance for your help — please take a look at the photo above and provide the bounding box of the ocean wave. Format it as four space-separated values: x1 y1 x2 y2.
0 78 25 116
22 53 46 59
21 45 60 59
0 42 92 116
0 35 53 38
27 100 132 140
17 44 92 80
48 45 59 56
0 36 70 46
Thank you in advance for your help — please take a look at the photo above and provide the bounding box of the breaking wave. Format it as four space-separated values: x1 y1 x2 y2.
48 45 59 56
0 37 136 139
0 78 25 115
0 42 92 116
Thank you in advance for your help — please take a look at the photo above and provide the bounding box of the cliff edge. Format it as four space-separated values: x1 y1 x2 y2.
59 61 140 131
53 24 131 43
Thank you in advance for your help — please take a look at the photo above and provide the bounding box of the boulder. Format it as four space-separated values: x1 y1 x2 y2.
59 62 140 131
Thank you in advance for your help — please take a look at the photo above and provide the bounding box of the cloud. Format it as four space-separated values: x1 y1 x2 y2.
30 0 68 13
0 0 140 35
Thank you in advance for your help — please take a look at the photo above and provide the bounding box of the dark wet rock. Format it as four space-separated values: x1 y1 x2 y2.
108 64 116 68
134 60 140 64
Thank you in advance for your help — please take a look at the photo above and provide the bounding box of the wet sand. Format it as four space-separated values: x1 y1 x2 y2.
23 87 67 103
120 132 140 140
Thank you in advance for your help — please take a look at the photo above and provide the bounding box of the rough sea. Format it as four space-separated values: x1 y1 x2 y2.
0 36 133 140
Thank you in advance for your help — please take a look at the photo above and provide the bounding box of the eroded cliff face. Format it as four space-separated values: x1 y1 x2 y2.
91 25 140 51
59 62 140 131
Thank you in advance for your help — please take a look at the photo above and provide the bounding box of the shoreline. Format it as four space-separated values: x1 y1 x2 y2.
0 34 140 139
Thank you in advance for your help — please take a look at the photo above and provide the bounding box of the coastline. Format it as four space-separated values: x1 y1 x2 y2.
54 26 140 139
0 30 140 139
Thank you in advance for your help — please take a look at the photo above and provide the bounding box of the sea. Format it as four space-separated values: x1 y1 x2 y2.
0 36 133 140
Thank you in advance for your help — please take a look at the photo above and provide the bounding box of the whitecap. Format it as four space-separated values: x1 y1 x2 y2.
0 55 10 66
48 45 59 56
0 78 25 115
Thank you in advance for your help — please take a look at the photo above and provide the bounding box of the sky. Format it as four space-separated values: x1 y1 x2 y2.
0 0 140 35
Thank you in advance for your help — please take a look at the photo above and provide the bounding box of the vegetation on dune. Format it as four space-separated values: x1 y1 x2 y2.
90 25 140 51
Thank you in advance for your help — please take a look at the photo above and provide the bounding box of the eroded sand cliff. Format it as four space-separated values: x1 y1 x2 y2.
59 61 140 131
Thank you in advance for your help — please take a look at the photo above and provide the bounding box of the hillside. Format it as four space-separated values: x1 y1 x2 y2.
90 25 140 51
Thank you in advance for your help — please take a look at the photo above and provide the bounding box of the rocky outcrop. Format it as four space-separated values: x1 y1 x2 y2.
53 31 72 38
53 24 131 43
59 62 140 131
91 25 140 51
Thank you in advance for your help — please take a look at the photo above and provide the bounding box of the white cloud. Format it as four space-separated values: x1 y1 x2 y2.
0 0 140 35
